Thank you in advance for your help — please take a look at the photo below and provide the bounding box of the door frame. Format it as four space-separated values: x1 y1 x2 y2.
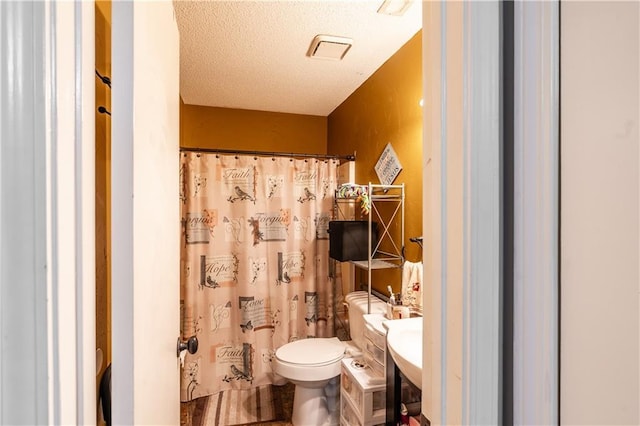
510 2 560 424
421 2 560 424
421 2 503 424
0 1 95 424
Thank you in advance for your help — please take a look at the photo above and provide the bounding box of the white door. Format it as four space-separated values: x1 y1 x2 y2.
111 1 181 424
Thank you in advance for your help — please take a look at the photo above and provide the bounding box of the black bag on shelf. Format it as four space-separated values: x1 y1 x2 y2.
328 220 378 262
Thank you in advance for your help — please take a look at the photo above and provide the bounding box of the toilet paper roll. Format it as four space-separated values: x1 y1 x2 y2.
179 349 187 368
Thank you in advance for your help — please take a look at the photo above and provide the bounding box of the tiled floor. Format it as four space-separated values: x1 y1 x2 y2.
181 383 295 426
253 418 293 426
255 383 294 426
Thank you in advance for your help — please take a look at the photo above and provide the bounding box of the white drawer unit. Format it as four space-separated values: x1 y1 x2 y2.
340 358 386 426
363 351 385 377
364 320 386 349
340 395 385 426
364 336 385 368
362 314 387 376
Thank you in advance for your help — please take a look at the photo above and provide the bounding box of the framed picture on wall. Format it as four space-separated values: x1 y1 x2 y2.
374 142 402 185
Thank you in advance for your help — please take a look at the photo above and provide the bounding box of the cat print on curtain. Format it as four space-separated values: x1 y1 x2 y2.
179 153 339 401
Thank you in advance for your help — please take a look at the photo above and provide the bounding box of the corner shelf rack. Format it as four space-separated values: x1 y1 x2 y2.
334 183 405 314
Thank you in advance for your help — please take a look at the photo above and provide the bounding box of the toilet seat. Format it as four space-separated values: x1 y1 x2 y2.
275 337 345 366
273 337 346 382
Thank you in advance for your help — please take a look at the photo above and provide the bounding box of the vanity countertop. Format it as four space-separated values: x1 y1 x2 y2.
382 315 423 331
363 313 387 335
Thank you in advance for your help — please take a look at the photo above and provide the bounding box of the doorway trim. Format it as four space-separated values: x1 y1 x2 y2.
0 1 95 423
511 3 560 424
422 2 503 424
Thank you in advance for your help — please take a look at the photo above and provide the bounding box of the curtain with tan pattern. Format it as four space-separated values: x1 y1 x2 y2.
179 152 338 401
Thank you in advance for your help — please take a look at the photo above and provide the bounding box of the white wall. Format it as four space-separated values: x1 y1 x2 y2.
561 2 639 424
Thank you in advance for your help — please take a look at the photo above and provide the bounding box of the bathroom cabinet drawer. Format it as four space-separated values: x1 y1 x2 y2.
363 351 384 378
364 337 385 366
364 322 386 350
340 358 386 425
340 394 385 426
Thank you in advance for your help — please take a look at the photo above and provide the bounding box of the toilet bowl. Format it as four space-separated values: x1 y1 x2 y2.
274 337 345 426
273 291 386 426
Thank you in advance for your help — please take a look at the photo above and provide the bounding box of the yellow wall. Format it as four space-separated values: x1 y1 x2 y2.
180 103 327 153
95 0 111 411
327 32 423 295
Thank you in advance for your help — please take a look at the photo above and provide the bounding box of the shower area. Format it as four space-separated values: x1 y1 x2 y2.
179 150 350 402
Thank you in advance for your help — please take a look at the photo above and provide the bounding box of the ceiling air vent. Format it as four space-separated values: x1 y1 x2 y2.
307 35 353 61
377 0 414 16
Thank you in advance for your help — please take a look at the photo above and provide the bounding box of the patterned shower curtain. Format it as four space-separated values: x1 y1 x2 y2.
179 152 339 401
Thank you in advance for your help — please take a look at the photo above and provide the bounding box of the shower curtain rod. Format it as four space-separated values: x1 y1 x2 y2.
180 147 356 162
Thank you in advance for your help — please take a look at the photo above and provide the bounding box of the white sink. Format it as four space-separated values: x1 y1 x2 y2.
385 316 422 390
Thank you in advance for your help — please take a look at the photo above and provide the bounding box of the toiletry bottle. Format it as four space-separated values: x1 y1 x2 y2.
387 285 395 319
400 303 411 319
400 403 410 426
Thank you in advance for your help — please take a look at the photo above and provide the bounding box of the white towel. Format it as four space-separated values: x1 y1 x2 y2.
401 261 423 310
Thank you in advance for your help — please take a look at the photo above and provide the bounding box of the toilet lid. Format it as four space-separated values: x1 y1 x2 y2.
275 337 345 366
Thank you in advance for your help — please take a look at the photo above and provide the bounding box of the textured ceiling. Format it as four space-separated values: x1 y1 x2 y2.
174 0 422 117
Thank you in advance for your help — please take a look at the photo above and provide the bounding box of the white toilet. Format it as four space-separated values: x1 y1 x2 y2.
273 291 386 426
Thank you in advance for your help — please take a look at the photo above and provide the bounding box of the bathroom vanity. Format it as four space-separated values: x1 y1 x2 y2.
384 317 423 426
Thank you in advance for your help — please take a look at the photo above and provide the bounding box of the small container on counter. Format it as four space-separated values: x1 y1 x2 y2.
400 403 410 426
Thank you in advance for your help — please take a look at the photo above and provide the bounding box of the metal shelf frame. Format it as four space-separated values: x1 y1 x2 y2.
334 183 405 314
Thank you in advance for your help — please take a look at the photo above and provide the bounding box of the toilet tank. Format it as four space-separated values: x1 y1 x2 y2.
345 291 386 350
